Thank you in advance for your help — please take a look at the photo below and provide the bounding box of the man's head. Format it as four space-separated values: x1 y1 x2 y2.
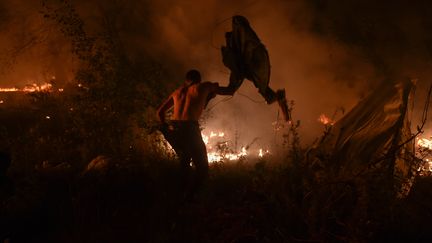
185 69 201 84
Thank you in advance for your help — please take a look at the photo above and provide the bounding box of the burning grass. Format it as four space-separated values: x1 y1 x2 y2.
0 82 54 93
1 75 431 242
1 98 432 242
201 129 271 163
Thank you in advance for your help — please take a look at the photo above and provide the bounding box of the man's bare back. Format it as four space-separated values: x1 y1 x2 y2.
171 82 217 121
157 71 234 124
156 69 234 198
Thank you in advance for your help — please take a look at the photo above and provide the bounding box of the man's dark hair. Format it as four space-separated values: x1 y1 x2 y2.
185 69 201 83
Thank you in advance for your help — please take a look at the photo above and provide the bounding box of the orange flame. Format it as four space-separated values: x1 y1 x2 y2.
418 137 432 150
0 83 54 93
318 114 334 125
202 130 269 163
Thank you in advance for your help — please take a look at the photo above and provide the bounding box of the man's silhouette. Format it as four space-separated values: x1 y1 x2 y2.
157 69 234 196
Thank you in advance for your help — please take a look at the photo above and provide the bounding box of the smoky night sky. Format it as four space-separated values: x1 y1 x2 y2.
1 0 432 145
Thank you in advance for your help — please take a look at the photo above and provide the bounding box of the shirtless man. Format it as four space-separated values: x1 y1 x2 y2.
157 69 234 194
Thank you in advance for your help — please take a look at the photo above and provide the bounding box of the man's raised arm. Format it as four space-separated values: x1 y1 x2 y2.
203 82 235 108
216 85 236 96
205 82 236 96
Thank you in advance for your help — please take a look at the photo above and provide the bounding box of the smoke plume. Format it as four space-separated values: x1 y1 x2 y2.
1 0 432 146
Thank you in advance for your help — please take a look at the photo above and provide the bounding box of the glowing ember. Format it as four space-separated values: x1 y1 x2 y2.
0 100 3 104
24 83 52 92
417 137 432 150
318 114 334 125
416 137 432 175
0 83 53 93
240 147 247 156
0 88 19 92
418 158 432 172
202 134 209 145
207 146 248 163
207 152 223 162
202 130 270 163
258 148 270 158
209 131 224 138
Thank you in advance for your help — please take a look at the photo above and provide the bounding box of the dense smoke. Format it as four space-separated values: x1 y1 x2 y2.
142 0 370 146
0 0 77 86
1 0 432 146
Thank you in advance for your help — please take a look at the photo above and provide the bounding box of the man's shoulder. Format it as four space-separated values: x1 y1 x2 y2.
171 86 185 97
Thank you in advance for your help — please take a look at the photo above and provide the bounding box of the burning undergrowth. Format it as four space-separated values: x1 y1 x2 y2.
2 85 432 242
2 75 432 242
1 1 432 243
201 129 271 163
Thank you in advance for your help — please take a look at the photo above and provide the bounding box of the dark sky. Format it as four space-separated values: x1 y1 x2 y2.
1 0 432 145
